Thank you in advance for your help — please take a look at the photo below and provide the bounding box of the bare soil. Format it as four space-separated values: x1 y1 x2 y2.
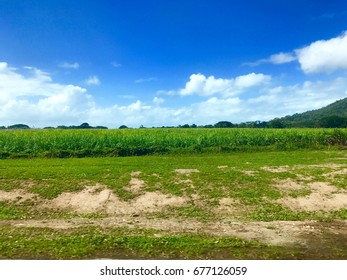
1 182 346 248
1 163 346 259
276 181 347 211
174 168 200 174
41 185 188 215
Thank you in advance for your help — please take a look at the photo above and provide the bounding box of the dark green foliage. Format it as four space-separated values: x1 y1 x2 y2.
7 124 30 129
180 124 190 128
53 123 108 129
318 116 347 128
267 119 285 128
276 97 347 128
214 121 234 128
79 122 92 129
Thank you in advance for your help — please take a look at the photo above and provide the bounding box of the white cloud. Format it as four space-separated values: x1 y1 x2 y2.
0 62 8 70
179 73 216 95
244 52 296 66
85 75 100 85
118 94 136 99
0 63 80 102
0 62 93 126
153 97 164 105
128 100 143 110
268 86 284 95
154 73 347 125
269 52 296 64
135 77 157 83
295 31 347 73
156 89 177 96
247 77 347 120
246 32 347 74
1 63 244 127
192 97 242 120
234 73 271 88
178 73 270 96
59 62 79 69
111 61 122 68
1 61 347 128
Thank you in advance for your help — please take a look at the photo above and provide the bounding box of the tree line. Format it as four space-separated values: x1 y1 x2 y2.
170 116 347 129
2 116 347 130
0 123 108 130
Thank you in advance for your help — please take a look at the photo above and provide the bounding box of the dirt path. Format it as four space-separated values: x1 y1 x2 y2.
1 217 346 248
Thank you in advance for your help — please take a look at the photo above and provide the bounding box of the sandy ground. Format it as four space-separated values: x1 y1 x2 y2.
1 166 347 251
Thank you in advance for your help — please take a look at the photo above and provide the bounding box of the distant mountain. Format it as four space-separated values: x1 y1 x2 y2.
272 97 347 128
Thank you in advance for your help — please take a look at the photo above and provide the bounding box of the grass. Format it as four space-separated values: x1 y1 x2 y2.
0 147 346 259
0 201 28 220
0 150 346 220
0 226 314 260
1 225 345 260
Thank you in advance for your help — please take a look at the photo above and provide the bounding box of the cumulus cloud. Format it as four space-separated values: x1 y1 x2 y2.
179 74 230 96
127 100 151 110
247 77 347 120
234 73 271 88
0 63 81 101
85 75 100 85
59 62 79 69
155 73 347 125
246 31 347 75
178 73 270 96
153 97 164 105
192 97 242 120
1 61 347 128
0 62 93 126
295 31 347 73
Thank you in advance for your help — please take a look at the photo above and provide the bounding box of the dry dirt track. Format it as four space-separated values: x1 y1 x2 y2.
1 217 347 249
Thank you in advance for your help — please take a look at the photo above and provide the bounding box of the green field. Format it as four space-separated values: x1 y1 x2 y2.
0 129 346 259
0 128 346 158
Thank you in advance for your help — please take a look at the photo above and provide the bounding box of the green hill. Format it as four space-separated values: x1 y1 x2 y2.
272 97 347 128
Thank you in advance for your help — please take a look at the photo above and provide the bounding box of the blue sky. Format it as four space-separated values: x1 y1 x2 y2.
1 0 347 127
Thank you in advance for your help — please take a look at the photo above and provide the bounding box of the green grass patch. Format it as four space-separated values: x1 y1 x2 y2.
1 149 347 259
247 203 347 222
0 226 296 260
0 150 346 221
150 205 215 221
248 203 314 222
0 201 28 219
287 188 312 198
1 225 344 260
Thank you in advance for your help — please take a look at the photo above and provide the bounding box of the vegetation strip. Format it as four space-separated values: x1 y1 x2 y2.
0 128 346 158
